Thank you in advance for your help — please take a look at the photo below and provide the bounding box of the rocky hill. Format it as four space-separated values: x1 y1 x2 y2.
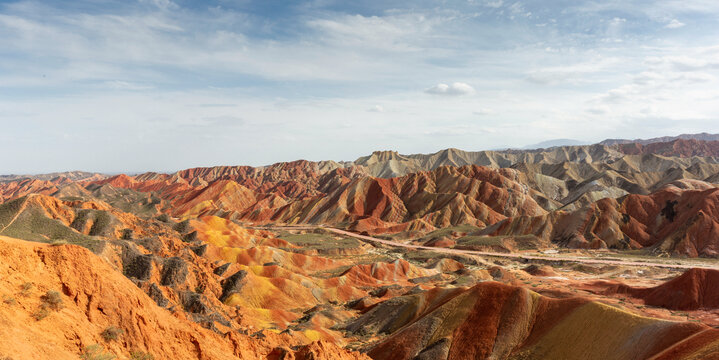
600 132 719 146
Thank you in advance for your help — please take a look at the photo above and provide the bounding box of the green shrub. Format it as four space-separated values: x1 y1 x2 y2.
101 326 124 341
120 228 134 240
2 296 16 305
20 282 33 297
42 290 63 310
80 344 115 360
130 351 154 360
32 306 49 321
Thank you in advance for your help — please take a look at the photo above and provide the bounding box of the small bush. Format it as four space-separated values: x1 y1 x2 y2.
130 351 154 360
42 290 64 310
120 228 134 240
50 239 68 246
20 282 33 297
32 306 50 321
101 326 124 341
2 296 16 305
80 344 115 360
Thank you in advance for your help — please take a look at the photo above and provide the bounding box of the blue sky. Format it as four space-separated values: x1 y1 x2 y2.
1 0 719 173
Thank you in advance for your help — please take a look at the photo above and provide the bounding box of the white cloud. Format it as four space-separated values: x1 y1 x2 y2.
507 2 530 17
306 13 442 53
525 58 620 85
588 50 719 122
473 108 493 115
605 17 626 40
645 54 719 72
139 0 178 10
197 115 244 127
425 82 476 96
665 19 685 29
105 80 153 91
484 1 504 8
368 105 385 112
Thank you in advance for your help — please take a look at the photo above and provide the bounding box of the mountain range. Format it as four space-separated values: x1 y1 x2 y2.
3 134 719 359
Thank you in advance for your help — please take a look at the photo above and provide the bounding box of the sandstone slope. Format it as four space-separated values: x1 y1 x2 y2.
349 282 719 360
0 235 368 360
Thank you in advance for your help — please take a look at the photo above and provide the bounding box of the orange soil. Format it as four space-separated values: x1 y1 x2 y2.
0 235 368 360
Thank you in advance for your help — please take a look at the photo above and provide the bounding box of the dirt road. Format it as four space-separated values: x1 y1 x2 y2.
256 224 719 270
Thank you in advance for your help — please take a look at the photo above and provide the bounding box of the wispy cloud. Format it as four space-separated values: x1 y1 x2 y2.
484 1 504 9
525 58 621 85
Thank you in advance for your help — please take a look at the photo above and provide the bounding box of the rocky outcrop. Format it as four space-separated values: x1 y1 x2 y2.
219 270 248 303
161 257 188 286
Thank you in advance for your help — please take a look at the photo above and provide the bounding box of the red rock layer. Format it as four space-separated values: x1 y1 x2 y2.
244 165 547 233
484 180 719 256
601 268 719 310
364 282 719 360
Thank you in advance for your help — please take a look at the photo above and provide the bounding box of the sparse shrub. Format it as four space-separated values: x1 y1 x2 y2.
101 326 124 341
32 289 64 320
42 290 64 310
129 351 154 360
120 228 134 240
2 296 16 305
50 239 68 246
80 344 115 360
32 306 49 321
20 282 33 296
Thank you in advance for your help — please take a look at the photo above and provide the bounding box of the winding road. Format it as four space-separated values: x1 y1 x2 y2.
257 224 719 271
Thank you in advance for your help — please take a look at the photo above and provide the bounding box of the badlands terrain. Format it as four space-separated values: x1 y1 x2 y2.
3 135 719 359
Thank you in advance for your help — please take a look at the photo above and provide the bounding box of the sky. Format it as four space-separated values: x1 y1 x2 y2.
1 0 719 173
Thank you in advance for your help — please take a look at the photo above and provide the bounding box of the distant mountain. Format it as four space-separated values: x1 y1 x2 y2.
4 137 719 256
0 171 105 183
600 132 719 146
521 139 588 149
